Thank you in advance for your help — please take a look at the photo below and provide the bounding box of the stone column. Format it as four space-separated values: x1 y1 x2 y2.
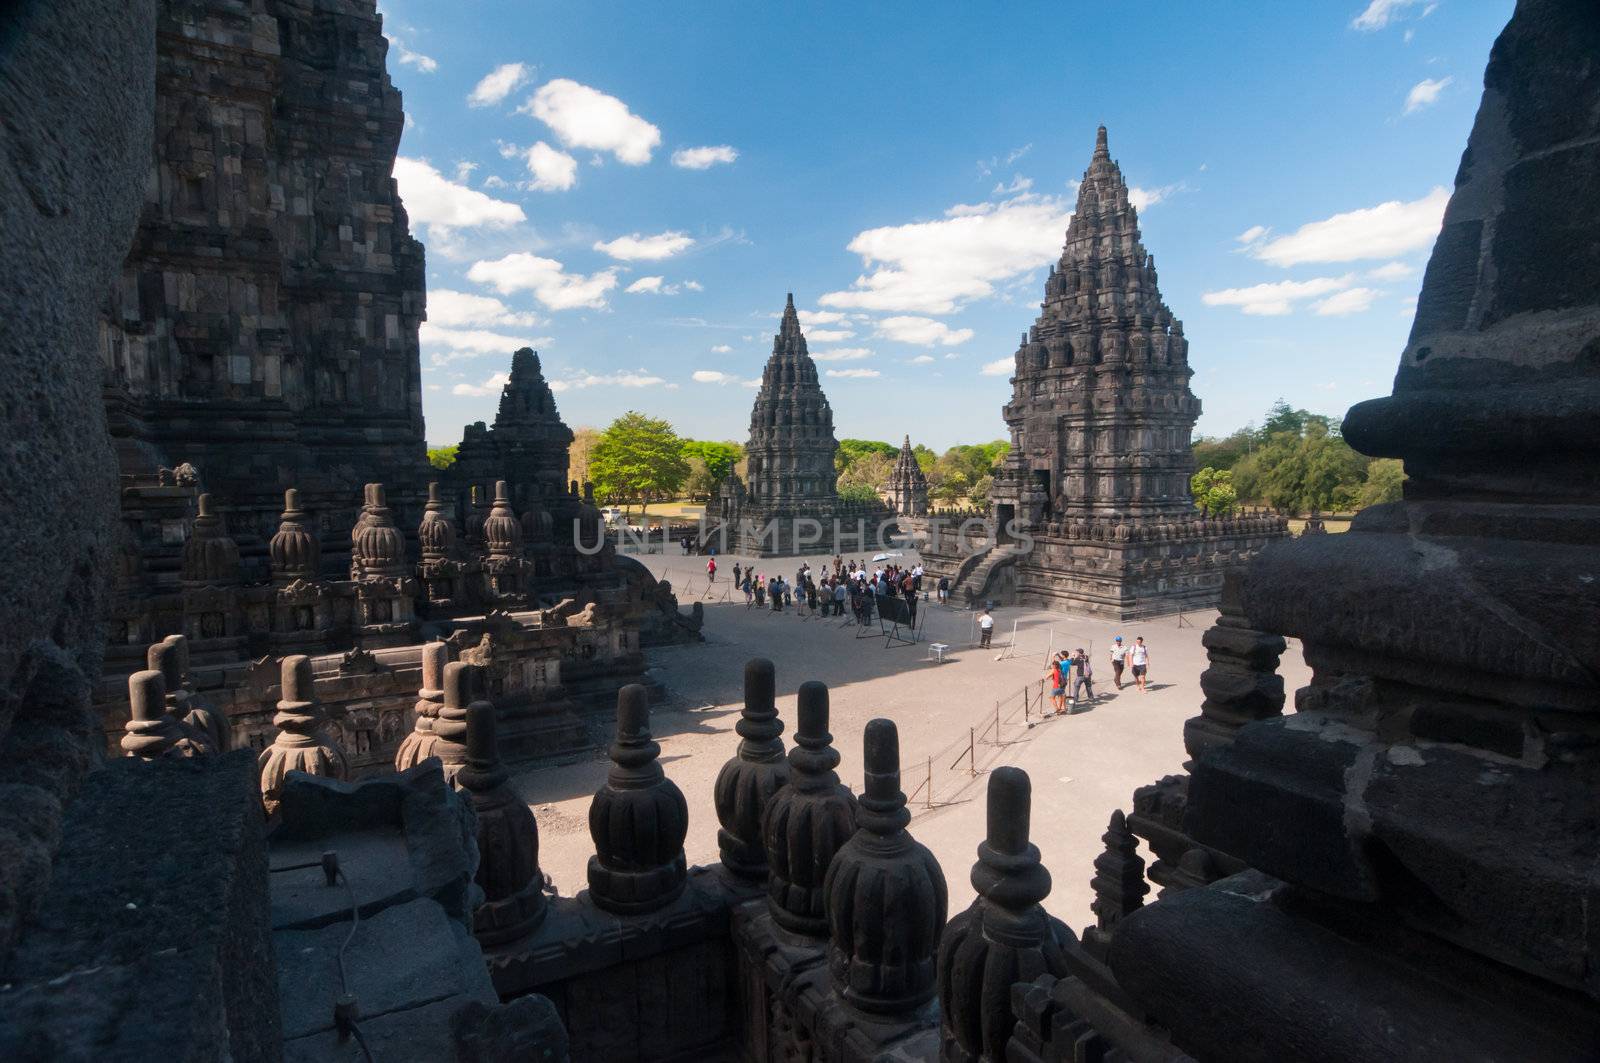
712 658 789 882
937 767 1068 1063
122 670 186 760
586 684 688 914
763 679 857 937
824 718 947 1015
430 660 474 785
395 640 449 771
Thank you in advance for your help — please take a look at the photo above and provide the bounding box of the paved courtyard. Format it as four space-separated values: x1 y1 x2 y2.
510 548 1312 929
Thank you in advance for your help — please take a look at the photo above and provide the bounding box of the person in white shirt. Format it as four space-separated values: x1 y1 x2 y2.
1109 636 1128 689
1130 636 1150 692
978 607 995 649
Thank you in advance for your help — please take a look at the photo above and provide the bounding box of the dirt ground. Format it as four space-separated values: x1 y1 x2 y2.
509 548 1311 930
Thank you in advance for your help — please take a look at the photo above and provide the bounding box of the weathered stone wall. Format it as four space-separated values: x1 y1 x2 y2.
0 0 159 962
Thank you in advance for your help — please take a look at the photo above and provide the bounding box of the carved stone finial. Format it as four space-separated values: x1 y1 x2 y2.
1183 570 1287 765
937 767 1069 1063
419 481 456 562
181 493 240 586
1087 809 1147 946
395 641 450 771
824 718 948 1015
465 484 489 551
713 658 789 881
353 481 407 577
257 654 347 811
763 680 857 936
587 684 688 914
459 699 548 945
269 487 320 584
484 480 522 558
148 635 227 752
430 660 475 785
122 670 187 760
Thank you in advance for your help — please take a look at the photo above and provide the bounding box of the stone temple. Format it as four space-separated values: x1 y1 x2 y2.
3 0 1597 1060
922 127 1288 618
716 294 894 555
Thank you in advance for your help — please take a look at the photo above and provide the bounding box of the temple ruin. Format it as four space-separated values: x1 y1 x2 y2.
922 127 1288 618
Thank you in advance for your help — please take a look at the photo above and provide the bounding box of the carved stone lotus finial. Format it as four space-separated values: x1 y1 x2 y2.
395 641 450 771
257 654 347 811
148 635 228 752
484 480 523 558
418 481 456 562
937 767 1070 1063
713 658 789 881
459 698 547 945
269 487 319 584
353 482 407 577
824 717 947 1015
429 659 475 785
587 684 688 915
181 493 240 587
763 679 857 936
122 669 211 759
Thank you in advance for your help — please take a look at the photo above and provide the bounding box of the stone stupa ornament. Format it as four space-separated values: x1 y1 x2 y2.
823 717 947 1015
458 698 548 945
181 492 240 587
429 659 475 785
763 679 857 936
587 683 688 915
418 481 456 562
353 482 407 578
257 654 347 811
394 641 449 772
122 670 210 760
712 658 789 881
268 487 319 584
147 635 228 752
937 767 1070 1063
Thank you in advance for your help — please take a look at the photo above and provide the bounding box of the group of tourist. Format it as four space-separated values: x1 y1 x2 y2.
725 557 929 626
1045 635 1151 713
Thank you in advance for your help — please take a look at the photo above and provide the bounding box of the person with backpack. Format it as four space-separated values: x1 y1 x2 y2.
1072 647 1095 704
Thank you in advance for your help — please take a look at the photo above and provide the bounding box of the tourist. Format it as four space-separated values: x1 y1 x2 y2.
742 575 754 606
1047 651 1068 714
833 579 847 617
1131 636 1150 692
733 562 742 587
754 577 765 607
937 574 949 605
912 563 923 595
806 579 818 614
707 556 717 582
978 607 994 649
1072 647 1095 704
1109 636 1128 689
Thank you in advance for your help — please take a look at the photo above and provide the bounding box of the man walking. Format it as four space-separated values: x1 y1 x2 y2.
1109 636 1128 689
937 574 950 605
733 562 742 588
1072 647 1095 705
1131 636 1150 692
978 606 994 649
707 556 717 582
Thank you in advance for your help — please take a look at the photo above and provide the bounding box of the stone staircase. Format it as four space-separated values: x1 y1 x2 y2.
950 543 1024 606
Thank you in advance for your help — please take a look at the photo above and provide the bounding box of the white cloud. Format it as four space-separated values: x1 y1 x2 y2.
1367 261 1417 281
710 344 733 353
806 328 855 342
1249 187 1448 266
826 368 880 379
980 358 1013 376
521 79 660 165
593 230 695 261
874 315 974 347
625 276 698 296
693 370 735 384
908 354 935 365
978 143 1033 178
483 175 510 190
467 253 618 311
469 62 531 107
1129 183 1184 211
1235 225 1270 245
384 34 437 73
525 141 578 192
427 289 540 329
798 310 849 326
1201 275 1355 316
741 378 761 388
821 194 1072 314
672 145 739 170
1351 0 1430 31
454 161 478 183
811 348 873 362
683 280 704 291
393 157 525 233
548 370 666 393
1404 76 1453 114
991 175 1034 196
1313 287 1382 316
453 372 510 397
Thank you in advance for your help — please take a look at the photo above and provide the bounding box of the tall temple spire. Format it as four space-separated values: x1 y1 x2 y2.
741 293 839 511
1094 123 1109 158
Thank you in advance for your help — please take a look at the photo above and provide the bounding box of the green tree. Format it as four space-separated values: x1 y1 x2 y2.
912 444 937 474
1357 458 1405 508
1191 428 1254 473
427 445 459 470
838 451 893 497
680 440 743 484
837 482 880 504
835 438 898 475
1191 467 1239 516
589 412 690 518
568 425 600 486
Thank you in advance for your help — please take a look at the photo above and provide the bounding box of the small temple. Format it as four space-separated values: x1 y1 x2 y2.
921 126 1288 617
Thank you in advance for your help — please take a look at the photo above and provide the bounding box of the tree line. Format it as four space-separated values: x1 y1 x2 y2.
1190 399 1404 517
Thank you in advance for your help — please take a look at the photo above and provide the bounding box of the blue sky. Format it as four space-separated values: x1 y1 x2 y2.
379 0 1512 450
